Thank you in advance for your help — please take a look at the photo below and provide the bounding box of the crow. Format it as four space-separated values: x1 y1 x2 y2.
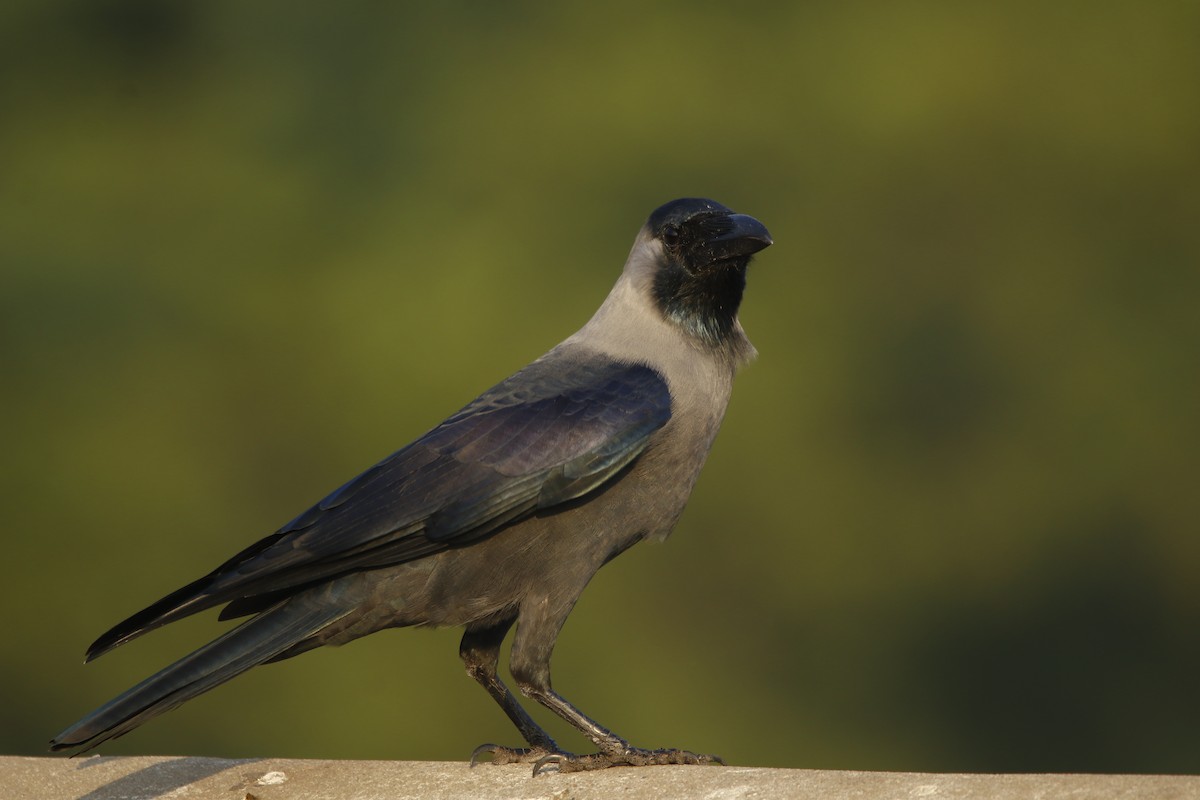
51 197 772 772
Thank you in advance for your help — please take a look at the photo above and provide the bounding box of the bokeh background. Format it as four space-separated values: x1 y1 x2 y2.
4 0 1198 774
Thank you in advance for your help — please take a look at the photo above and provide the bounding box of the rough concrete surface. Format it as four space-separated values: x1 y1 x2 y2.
3 756 1197 800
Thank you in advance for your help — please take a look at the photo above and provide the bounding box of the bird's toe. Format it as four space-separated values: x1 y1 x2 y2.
534 746 725 773
470 742 571 768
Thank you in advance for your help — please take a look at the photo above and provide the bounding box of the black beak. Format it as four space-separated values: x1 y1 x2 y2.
708 213 773 261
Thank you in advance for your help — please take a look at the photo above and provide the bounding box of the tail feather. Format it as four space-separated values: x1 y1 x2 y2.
51 594 353 753
84 574 221 662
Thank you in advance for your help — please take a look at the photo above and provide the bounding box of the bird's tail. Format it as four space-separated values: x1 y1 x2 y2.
50 593 354 753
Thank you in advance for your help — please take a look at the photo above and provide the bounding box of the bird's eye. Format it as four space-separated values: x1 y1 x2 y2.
661 225 680 247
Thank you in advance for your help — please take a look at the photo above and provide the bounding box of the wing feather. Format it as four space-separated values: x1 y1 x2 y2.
86 353 672 659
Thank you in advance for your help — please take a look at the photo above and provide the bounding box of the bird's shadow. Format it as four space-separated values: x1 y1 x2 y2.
70 755 263 800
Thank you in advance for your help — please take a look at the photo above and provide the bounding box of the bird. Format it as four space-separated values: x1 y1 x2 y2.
50 197 772 773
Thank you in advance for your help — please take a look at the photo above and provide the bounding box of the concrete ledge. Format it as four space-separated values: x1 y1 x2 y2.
4 755 1197 800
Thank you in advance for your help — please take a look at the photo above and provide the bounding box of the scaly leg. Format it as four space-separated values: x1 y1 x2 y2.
459 618 570 765
507 596 723 775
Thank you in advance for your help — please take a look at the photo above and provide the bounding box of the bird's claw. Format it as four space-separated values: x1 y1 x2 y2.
531 752 564 776
470 742 570 768
531 746 725 774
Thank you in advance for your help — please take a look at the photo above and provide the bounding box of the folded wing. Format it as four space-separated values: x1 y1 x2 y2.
86 354 672 661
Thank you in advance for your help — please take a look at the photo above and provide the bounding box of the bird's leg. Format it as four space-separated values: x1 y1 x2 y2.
508 603 723 775
514 675 724 774
459 620 569 766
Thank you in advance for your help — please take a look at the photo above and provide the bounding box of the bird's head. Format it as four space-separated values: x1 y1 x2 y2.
636 198 772 351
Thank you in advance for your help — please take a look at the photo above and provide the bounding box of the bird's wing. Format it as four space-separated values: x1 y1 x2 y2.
87 353 671 659
259 354 670 571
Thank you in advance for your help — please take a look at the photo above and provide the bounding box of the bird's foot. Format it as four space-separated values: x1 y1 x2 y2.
470 742 573 767
532 746 724 775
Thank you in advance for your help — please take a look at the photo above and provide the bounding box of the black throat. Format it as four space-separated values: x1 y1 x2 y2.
652 256 748 349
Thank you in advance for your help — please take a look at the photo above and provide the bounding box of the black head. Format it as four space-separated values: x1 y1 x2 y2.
645 198 772 348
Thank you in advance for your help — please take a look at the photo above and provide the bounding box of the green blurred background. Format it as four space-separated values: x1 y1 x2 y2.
4 0 1198 774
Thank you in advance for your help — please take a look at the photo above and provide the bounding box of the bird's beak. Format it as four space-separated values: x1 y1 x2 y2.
708 213 773 260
